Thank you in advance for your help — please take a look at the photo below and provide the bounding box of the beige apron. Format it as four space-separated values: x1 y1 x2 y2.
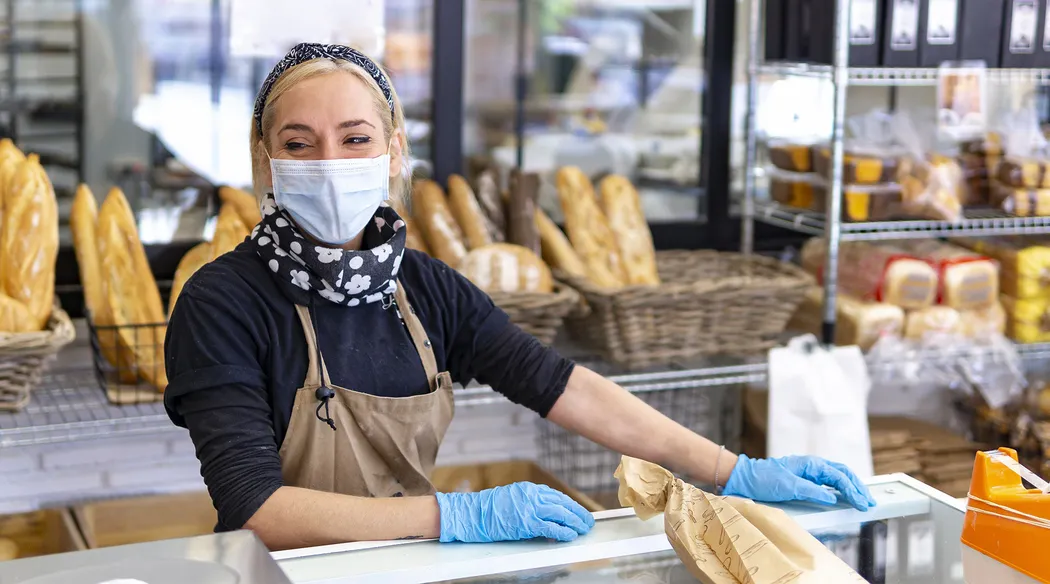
278 285 455 498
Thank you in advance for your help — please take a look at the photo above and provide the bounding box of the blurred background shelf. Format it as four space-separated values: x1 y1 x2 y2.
758 62 1050 86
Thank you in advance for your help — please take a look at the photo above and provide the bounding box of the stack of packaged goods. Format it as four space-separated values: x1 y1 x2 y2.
957 133 1003 207
869 422 921 477
869 417 984 497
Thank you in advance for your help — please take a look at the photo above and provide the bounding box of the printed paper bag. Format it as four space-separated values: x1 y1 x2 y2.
614 456 865 584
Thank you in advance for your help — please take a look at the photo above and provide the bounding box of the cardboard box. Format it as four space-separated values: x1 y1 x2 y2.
960 0 1006 65
73 491 217 549
884 0 923 66
921 0 961 66
0 509 85 559
431 461 605 512
1002 0 1041 67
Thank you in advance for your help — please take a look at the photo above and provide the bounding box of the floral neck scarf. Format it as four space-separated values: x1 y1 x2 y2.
251 193 406 307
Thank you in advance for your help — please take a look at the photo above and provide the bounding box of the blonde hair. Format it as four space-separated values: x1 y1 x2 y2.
250 57 411 205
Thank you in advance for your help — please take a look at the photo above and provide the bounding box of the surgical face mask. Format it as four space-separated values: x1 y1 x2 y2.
270 154 390 246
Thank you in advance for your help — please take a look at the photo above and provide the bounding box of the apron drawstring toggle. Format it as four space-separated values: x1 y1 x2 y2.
314 386 337 431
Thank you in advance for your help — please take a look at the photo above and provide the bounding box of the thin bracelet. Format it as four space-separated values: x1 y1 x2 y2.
714 444 725 495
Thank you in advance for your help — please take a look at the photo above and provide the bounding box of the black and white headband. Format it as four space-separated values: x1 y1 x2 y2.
252 42 394 136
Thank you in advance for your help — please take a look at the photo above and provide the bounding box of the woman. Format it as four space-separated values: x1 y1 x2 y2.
165 43 874 552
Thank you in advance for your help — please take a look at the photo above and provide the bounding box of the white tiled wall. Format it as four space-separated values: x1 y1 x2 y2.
0 402 538 513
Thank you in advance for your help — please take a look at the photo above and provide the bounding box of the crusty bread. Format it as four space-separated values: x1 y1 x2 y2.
99 188 168 392
508 171 541 255
169 242 213 316
447 174 494 249
211 203 250 259
474 170 506 241
789 287 904 350
0 293 31 333
458 243 553 294
412 179 468 267
598 175 659 285
218 185 262 228
555 167 626 288
0 154 58 331
535 206 587 279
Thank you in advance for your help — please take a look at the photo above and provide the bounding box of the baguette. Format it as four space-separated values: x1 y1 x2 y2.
0 154 58 331
412 179 468 267
555 167 627 288
98 188 168 392
169 242 213 315
458 243 553 294
447 174 494 249
212 203 250 259
598 175 659 285
0 293 31 333
535 206 587 279
218 185 262 227
389 199 431 253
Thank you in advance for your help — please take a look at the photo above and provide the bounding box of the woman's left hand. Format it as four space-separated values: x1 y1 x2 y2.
722 454 876 511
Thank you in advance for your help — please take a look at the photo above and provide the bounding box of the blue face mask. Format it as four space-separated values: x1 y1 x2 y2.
269 154 390 246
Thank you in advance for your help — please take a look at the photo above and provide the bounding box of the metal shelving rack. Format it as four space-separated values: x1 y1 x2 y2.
741 0 1050 343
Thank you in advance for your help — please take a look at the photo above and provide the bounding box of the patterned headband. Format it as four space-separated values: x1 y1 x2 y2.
253 42 394 136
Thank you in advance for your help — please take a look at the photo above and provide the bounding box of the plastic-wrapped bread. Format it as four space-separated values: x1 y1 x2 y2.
788 287 904 350
447 174 494 249
457 243 553 294
993 185 1050 217
598 175 660 285
71 184 136 382
905 306 963 340
473 169 506 242
997 157 1050 188
507 171 541 256
211 203 250 259
951 237 1050 300
801 238 937 310
535 206 587 279
897 240 999 311
555 166 627 288
0 154 58 331
218 185 262 227
169 242 213 315
98 188 168 392
1002 295 1050 343
411 179 468 267
960 302 1006 339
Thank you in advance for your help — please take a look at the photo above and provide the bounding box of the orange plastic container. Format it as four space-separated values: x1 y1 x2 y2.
961 448 1050 583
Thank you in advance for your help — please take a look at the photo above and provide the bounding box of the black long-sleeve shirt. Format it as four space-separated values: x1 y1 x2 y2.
164 243 575 531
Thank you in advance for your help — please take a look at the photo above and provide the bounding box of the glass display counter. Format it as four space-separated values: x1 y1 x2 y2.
274 474 970 584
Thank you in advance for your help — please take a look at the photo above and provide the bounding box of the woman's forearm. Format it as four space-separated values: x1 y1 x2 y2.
547 366 738 487
245 486 441 551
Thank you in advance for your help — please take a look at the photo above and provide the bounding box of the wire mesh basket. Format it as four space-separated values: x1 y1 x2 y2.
86 316 167 405
538 383 742 508
0 307 76 411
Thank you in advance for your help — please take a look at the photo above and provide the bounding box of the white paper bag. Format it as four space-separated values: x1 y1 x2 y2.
768 335 874 480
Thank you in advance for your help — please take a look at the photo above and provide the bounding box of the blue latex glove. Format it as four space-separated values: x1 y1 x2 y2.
436 482 595 543
723 454 876 511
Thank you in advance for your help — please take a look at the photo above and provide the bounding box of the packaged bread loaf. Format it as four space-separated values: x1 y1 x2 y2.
598 175 659 285
788 287 904 350
1001 295 1050 343
457 243 553 294
535 206 587 279
905 306 963 340
71 185 137 382
960 302 1007 338
474 169 506 242
997 157 1050 188
814 145 901 184
993 185 1050 217
0 154 58 332
951 237 1050 299
211 203 250 259
556 166 627 288
896 155 964 222
507 171 541 255
897 240 999 311
218 185 261 228
801 238 937 309
169 242 213 315
412 179 468 267
769 168 819 210
98 188 168 392
812 181 907 221
447 174 495 250
766 139 815 172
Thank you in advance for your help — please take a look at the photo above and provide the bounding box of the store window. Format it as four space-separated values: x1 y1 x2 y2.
464 0 707 224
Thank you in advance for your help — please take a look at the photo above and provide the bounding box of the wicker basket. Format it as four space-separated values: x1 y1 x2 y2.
563 250 812 370
488 284 581 346
0 307 76 411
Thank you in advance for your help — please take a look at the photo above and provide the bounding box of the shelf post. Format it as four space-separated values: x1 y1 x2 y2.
740 0 762 255
822 0 852 344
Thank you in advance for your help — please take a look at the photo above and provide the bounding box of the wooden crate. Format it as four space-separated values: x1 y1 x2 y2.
0 509 85 559
73 491 217 549
432 460 605 512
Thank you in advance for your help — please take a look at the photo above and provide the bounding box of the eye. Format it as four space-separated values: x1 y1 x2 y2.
345 136 371 145
285 141 307 151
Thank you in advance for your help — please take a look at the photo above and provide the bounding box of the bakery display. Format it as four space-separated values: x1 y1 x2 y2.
535 206 587 279
814 146 900 184
997 157 1050 189
211 203 250 259
788 287 905 350
801 238 938 309
597 175 659 286
897 240 999 311
952 237 1050 300
769 169 819 210
0 154 58 332
896 155 964 222
447 174 495 250
993 185 1050 217
217 185 262 228
473 169 506 242
812 181 906 222
767 140 814 172
457 243 553 294
168 242 213 315
555 166 627 289
960 302 1007 338
411 179 469 268
905 306 963 340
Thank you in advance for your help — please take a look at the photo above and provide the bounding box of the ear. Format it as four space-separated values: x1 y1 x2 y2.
258 140 274 188
387 129 405 179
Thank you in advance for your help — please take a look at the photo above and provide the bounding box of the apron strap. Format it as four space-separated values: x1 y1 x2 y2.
294 304 332 389
394 285 441 389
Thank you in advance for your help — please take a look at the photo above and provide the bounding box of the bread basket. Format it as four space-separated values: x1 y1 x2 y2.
562 250 812 370
0 306 76 410
488 284 582 346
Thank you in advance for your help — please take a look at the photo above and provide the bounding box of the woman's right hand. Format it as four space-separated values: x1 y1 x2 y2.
436 482 595 543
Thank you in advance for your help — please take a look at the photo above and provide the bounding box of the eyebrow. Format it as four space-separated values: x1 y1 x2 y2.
278 119 375 134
